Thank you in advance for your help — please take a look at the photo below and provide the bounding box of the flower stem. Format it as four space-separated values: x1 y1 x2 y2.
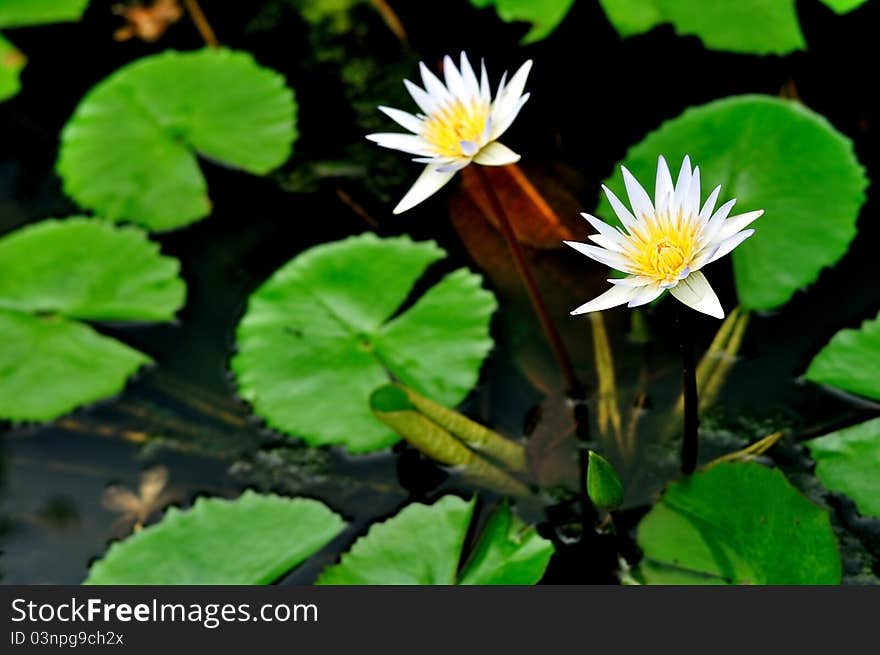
473 165 582 396
676 306 699 474
183 0 219 47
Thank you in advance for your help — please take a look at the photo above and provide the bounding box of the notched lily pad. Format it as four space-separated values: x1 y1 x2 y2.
469 0 576 44
0 217 185 421
86 491 346 584
232 233 497 453
317 496 552 584
634 462 841 584
598 95 867 311
57 48 297 231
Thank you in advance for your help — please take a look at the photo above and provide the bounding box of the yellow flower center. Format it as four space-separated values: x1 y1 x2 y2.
627 213 700 284
421 98 489 157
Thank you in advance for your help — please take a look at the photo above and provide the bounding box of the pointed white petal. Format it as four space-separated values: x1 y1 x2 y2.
495 70 508 98
404 79 437 114
655 155 674 212
571 285 639 315
378 106 423 134
472 141 520 166
489 92 530 140
459 140 479 156
602 185 639 231
581 212 626 252
627 284 665 308
443 55 466 98
393 165 457 214
608 275 654 287
669 271 724 319
705 229 755 265
564 240 635 273
621 166 654 220
366 133 434 156
491 60 532 130
459 52 480 98
436 159 471 173
686 166 701 217
479 58 491 102
420 62 452 104
699 185 722 223
589 234 620 251
672 155 692 215
717 209 763 242
702 198 737 243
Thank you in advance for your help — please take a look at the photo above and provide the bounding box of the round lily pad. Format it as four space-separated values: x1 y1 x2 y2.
0 218 185 421
317 496 552 585
634 462 840 585
0 0 89 27
86 491 346 584
231 233 497 453
598 95 867 311
57 48 297 232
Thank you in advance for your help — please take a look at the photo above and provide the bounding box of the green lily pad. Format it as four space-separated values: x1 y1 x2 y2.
598 95 867 311
470 0 575 44
317 496 552 584
57 48 297 232
807 418 880 517
0 0 89 27
635 462 840 584
805 311 880 401
0 218 185 421
86 491 345 584
231 233 496 453
598 0 868 54
0 34 25 101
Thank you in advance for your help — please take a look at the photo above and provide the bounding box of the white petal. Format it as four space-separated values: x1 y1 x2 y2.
571 285 639 315
460 140 479 156
608 275 654 287
564 240 635 273
589 234 619 251
602 185 639 231
669 271 724 319
716 209 763 242
472 141 520 166
393 165 458 214
621 166 654 220
459 52 480 98
378 106 423 134
489 92 530 140
581 212 626 252
705 229 755 265
479 59 491 102
420 62 452 104
491 60 532 129
443 55 466 99
367 133 434 156
672 155 692 215
702 198 738 243
699 185 722 223
403 79 437 114
686 166 701 217
655 155 674 212
627 284 665 308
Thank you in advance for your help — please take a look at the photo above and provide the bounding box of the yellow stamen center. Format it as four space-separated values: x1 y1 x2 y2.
421 98 489 157
627 212 700 284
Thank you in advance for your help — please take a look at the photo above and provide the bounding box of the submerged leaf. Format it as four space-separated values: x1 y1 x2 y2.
805 311 880 401
317 496 552 584
635 462 840 584
599 96 867 311
232 233 496 453
807 418 880 517
86 491 346 584
57 48 297 231
0 218 185 421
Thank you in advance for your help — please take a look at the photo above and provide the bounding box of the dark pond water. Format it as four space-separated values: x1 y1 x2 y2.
1 0 878 584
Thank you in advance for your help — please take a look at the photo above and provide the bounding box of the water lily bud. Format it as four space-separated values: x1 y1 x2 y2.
587 451 624 510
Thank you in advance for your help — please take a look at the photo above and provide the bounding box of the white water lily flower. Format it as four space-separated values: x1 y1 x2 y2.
367 52 532 214
567 155 762 320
